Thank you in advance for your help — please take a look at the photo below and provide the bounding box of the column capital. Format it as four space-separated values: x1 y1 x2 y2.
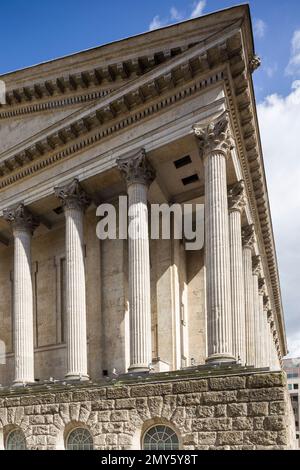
54 178 90 211
267 309 274 322
242 224 255 250
117 148 156 187
228 180 246 213
252 255 261 276
3 203 39 234
263 293 270 310
258 277 266 296
193 111 234 160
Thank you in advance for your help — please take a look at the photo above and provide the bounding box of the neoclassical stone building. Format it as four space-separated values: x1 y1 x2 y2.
0 5 296 450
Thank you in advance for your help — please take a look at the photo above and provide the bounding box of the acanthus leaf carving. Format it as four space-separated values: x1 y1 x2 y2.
54 178 91 211
116 148 156 187
228 180 246 213
3 203 39 233
193 111 234 159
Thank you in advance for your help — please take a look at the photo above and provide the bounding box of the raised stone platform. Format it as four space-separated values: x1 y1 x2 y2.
0 367 296 450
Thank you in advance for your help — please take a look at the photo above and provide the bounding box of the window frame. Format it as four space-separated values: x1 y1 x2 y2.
65 426 94 451
142 424 180 451
5 428 26 450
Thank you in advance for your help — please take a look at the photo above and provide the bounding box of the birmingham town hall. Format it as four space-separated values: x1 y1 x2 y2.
0 5 296 450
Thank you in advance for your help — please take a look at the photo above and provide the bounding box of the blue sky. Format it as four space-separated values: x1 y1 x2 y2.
0 0 298 100
0 1 300 357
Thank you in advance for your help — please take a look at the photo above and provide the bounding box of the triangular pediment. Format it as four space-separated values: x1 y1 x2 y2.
0 5 251 139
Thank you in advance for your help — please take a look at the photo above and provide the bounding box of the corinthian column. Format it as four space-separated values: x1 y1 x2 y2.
242 224 255 366
252 255 261 368
262 296 270 368
117 149 155 372
228 180 246 363
4 204 39 386
194 112 234 363
55 179 90 380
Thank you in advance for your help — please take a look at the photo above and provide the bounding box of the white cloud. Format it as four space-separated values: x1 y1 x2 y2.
265 63 278 78
257 81 300 358
170 7 182 21
286 30 300 76
190 1 206 19
254 18 267 39
149 15 163 31
149 1 206 31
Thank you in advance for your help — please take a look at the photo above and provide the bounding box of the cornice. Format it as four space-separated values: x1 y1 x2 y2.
222 35 287 355
0 23 241 179
0 70 224 190
0 47 189 116
0 88 112 120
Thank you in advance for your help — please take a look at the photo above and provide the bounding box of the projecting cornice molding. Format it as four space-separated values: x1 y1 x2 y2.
0 47 186 115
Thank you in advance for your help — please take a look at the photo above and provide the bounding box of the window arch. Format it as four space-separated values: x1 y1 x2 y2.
6 429 26 450
66 427 93 450
143 425 179 450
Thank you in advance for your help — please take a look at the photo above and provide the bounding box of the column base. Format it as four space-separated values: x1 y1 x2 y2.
128 365 150 373
12 380 35 387
65 373 90 382
205 353 236 364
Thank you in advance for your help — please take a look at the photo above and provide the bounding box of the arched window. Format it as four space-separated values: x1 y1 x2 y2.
66 428 93 450
143 425 179 450
6 429 26 450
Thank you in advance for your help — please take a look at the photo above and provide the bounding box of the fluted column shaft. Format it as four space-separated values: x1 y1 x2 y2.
258 292 264 367
65 206 88 379
3 204 39 386
117 149 155 372
13 227 34 385
252 271 260 368
194 113 234 363
127 182 152 371
242 226 255 366
204 151 234 361
228 181 246 363
55 179 90 380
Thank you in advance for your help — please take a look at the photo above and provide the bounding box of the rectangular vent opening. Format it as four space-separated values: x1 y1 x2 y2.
174 155 192 169
182 174 199 186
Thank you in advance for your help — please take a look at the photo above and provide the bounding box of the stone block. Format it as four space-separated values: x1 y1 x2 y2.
232 417 253 431
197 406 214 418
227 403 247 417
115 398 136 409
91 400 114 411
197 432 217 445
173 380 208 394
111 410 129 422
264 416 286 431
214 404 227 417
148 396 163 416
217 431 243 445
209 376 246 391
243 431 278 446
98 411 111 422
237 387 285 403
177 393 201 406
269 401 286 415
131 383 172 397
248 402 268 416
247 373 286 389
107 386 130 399
202 391 237 405
192 417 232 431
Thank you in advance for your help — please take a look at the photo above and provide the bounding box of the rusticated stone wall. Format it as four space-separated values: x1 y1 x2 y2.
0 370 296 450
